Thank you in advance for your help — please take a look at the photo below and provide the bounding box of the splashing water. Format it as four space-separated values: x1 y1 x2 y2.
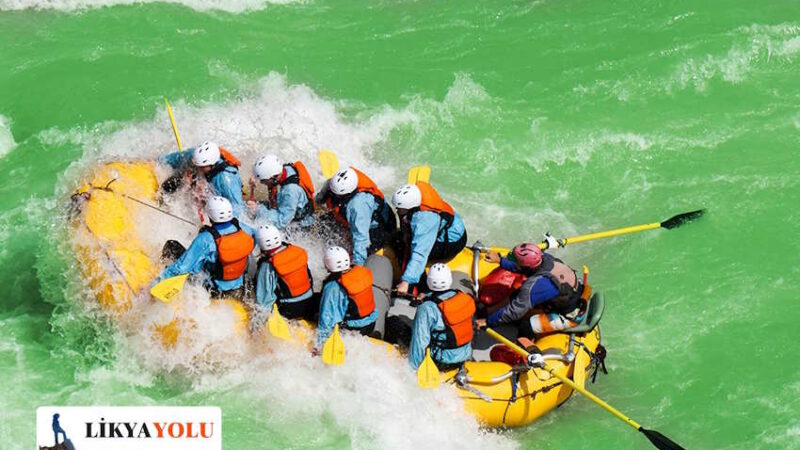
2 1 800 449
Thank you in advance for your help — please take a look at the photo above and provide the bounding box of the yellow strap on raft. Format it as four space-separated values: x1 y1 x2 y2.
573 348 589 389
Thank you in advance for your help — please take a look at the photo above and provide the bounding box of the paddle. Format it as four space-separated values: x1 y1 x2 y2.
164 97 205 223
407 165 431 184
165 98 184 151
150 274 189 303
267 304 292 341
322 324 346 365
486 328 686 450
538 209 706 250
318 149 340 179
417 348 441 389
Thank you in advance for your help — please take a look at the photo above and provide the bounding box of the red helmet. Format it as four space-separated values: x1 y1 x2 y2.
509 242 542 270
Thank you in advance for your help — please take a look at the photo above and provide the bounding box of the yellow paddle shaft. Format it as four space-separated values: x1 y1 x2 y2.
486 328 642 431
165 98 183 151
538 222 661 250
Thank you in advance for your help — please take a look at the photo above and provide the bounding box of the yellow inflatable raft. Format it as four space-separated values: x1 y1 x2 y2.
70 161 606 428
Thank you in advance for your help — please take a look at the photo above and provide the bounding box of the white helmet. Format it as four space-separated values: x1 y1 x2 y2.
426 263 452 292
329 168 358 196
391 184 422 209
256 224 282 251
192 141 221 167
323 246 351 273
206 195 233 223
253 154 283 181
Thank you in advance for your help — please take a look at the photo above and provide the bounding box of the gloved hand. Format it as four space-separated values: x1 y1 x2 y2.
395 281 410 296
544 232 560 250
484 250 501 263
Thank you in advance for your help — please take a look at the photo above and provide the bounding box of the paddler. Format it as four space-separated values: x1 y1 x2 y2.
317 167 397 265
390 182 467 295
247 154 315 229
476 241 587 336
408 263 475 370
160 141 245 218
253 224 316 320
314 246 378 351
155 196 255 299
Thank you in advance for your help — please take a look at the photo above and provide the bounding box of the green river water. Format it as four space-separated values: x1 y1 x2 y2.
1 1 799 449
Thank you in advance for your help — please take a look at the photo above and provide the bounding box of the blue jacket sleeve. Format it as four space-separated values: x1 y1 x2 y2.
408 301 438 370
401 211 440 284
487 277 560 326
160 150 193 169
257 184 306 230
528 277 560 308
316 281 348 348
499 256 518 271
444 212 466 243
157 232 215 282
211 169 245 219
345 193 376 266
255 262 278 310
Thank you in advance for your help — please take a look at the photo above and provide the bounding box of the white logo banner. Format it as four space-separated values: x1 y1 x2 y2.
36 406 221 450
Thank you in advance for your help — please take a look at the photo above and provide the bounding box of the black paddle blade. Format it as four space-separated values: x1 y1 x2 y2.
660 209 705 230
640 428 686 450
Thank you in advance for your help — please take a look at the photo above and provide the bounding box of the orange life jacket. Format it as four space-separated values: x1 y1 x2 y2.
219 147 241 166
400 182 457 267
203 219 255 281
260 244 313 298
478 267 527 306
336 265 376 320
205 147 242 182
431 290 476 349
416 181 455 216
325 168 387 227
269 161 315 217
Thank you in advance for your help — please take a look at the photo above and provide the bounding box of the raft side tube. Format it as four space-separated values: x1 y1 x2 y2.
366 254 393 338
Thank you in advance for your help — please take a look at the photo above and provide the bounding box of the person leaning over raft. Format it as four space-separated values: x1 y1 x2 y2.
314 246 378 352
408 263 475 370
316 167 397 266
159 141 246 218
391 182 467 295
247 154 315 229
155 196 255 299
477 241 587 337
253 224 316 320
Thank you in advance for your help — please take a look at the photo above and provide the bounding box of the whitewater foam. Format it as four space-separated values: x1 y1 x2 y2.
0 0 302 13
0 115 16 159
669 22 800 92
